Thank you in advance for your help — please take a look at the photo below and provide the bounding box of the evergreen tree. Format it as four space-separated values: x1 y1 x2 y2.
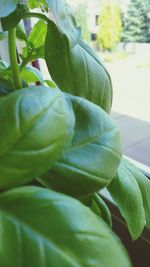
97 0 122 51
123 0 150 42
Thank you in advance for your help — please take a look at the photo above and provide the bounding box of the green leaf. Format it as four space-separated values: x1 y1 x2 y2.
0 77 13 96
0 86 75 189
28 0 48 9
108 159 146 240
0 0 18 18
79 194 112 227
39 94 122 197
16 24 28 42
90 193 112 227
45 0 81 46
1 3 29 31
27 20 47 50
120 158 150 229
44 79 57 88
45 21 112 113
0 186 132 267
22 20 47 64
21 65 44 85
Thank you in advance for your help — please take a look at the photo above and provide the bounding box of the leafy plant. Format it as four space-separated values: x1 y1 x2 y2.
97 0 122 51
0 0 150 266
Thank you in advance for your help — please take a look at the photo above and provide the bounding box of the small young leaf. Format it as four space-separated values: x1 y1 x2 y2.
39 94 122 197
108 159 146 240
0 86 75 189
45 21 112 113
44 80 57 88
0 186 132 267
22 20 47 63
21 65 44 85
28 0 47 9
90 193 112 227
16 24 28 42
0 0 18 18
120 158 150 229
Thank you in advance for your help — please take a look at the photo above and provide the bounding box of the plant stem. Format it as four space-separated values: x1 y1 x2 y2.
8 28 22 89
23 12 49 23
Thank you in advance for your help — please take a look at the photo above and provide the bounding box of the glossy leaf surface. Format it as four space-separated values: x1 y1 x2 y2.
108 159 146 240
39 94 122 197
0 86 75 189
120 158 150 229
0 186 132 267
45 21 112 113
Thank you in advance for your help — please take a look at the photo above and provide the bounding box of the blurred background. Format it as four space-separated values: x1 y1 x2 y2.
67 0 150 172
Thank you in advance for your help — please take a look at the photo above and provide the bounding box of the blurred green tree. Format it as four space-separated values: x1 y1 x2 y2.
97 0 122 51
123 0 150 42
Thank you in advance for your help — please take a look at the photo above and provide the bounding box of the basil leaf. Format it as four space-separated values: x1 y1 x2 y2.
108 159 146 240
0 186 132 267
22 20 47 64
120 158 150 229
45 0 81 46
45 21 112 113
0 86 75 189
44 79 57 88
1 3 29 31
0 77 13 96
39 94 122 197
28 0 47 9
0 0 18 18
90 193 112 227
16 24 28 42
21 65 44 85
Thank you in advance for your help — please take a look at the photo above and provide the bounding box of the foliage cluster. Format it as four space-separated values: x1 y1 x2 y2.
0 0 150 266
123 0 150 43
97 0 122 51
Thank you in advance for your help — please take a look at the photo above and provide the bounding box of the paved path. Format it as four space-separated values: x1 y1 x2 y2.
107 57 150 168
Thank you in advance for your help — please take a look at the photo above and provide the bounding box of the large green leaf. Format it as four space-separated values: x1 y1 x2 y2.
0 0 18 18
0 86 75 189
0 186 132 267
45 0 80 46
108 159 146 240
45 21 112 113
1 2 29 31
120 158 150 229
39 94 122 197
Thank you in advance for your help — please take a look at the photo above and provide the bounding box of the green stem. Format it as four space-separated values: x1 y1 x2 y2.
23 12 49 23
8 28 22 89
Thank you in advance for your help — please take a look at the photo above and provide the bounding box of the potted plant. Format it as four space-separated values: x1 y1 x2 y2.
0 1 149 266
